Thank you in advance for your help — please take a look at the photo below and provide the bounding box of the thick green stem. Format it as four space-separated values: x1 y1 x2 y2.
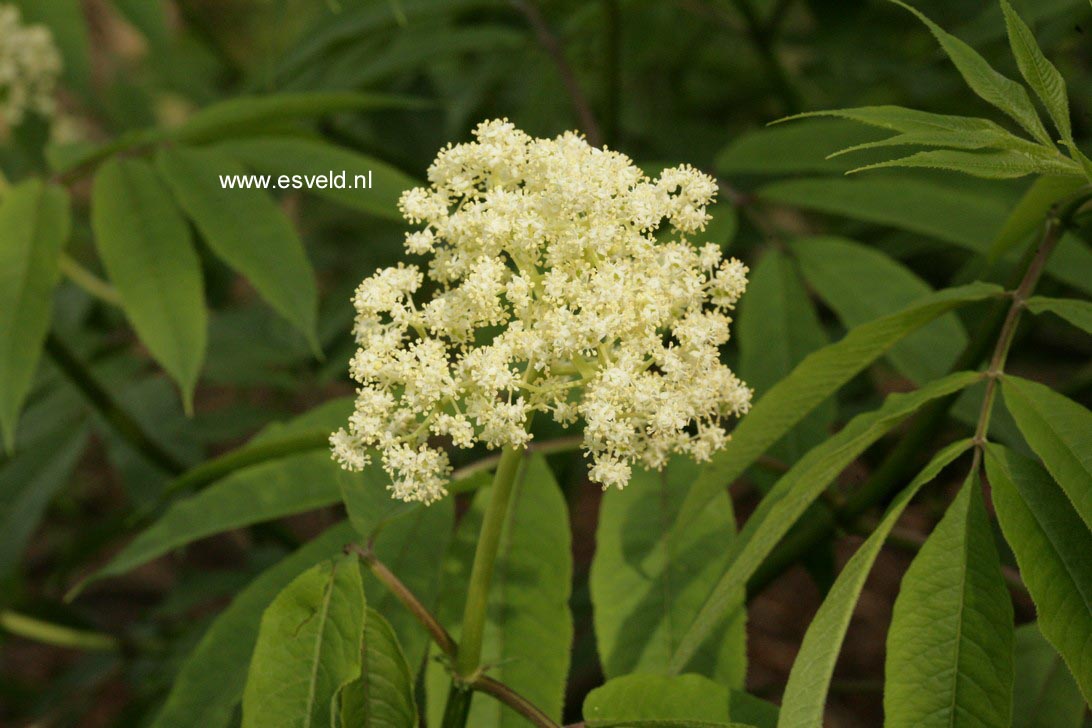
441 443 527 727
456 443 525 676
442 687 473 728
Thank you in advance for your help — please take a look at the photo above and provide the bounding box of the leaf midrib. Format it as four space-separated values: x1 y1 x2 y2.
304 562 339 728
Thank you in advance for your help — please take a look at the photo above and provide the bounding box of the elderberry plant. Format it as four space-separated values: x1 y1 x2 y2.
0 1 1088 727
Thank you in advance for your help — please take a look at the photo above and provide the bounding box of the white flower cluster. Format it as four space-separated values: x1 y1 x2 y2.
332 119 751 503
0 5 62 127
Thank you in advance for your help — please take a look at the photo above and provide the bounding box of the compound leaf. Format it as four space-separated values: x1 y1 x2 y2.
888 0 1051 145
670 371 982 672
777 439 973 728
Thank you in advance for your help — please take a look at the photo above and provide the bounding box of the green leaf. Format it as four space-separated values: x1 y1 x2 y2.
778 106 1014 135
78 451 347 590
72 399 354 595
0 180 70 451
883 474 1014 728
737 250 833 461
1026 295 1092 335
726 692 779 728
958 0 1089 47
734 250 836 588
759 176 1005 252
0 425 88 579
156 146 319 352
214 136 419 222
846 148 1079 179
777 439 972 728
888 0 1052 145
828 128 1038 158
791 236 966 383
985 445 1092 703
1000 0 1073 149
1002 375 1092 531
151 522 356 728
1012 623 1088 728
172 92 424 145
340 608 418 728
670 371 982 673
759 176 1092 295
425 455 572 727
675 282 1001 536
582 674 741 727
242 555 366 728
591 456 746 686
91 158 207 408
716 119 886 175
987 176 1086 261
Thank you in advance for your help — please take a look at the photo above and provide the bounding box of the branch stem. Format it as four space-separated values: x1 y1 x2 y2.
347 542 561 728
511 0 604 146
59 255 122 306
473 676 560 728
45 334 186 475
0 611 119 652
728 0 801 113
602 0 621 145
347 543 456 656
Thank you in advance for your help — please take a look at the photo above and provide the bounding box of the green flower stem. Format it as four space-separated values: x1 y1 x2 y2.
455 442 525 677
441 442 527 728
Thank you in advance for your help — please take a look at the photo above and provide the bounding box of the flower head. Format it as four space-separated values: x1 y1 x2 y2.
332 119 751 503
0 5 62 127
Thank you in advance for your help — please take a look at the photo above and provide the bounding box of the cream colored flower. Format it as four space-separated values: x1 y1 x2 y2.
332 119 751 503
0 5 62 127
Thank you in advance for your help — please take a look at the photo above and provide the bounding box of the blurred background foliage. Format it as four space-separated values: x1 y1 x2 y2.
1 0 1090 725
